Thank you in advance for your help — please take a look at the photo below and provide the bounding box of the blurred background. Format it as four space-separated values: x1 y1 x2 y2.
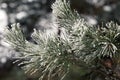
0 0 120 80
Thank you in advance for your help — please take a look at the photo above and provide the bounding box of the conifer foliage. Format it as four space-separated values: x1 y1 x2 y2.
5 0 120 80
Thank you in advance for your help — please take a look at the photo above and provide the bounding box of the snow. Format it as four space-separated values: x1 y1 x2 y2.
0 9 8 33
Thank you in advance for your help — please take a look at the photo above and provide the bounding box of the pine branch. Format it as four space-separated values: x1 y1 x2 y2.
81 22 120 62
52 0 80 32
5 23 26 51
4 0 120 80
